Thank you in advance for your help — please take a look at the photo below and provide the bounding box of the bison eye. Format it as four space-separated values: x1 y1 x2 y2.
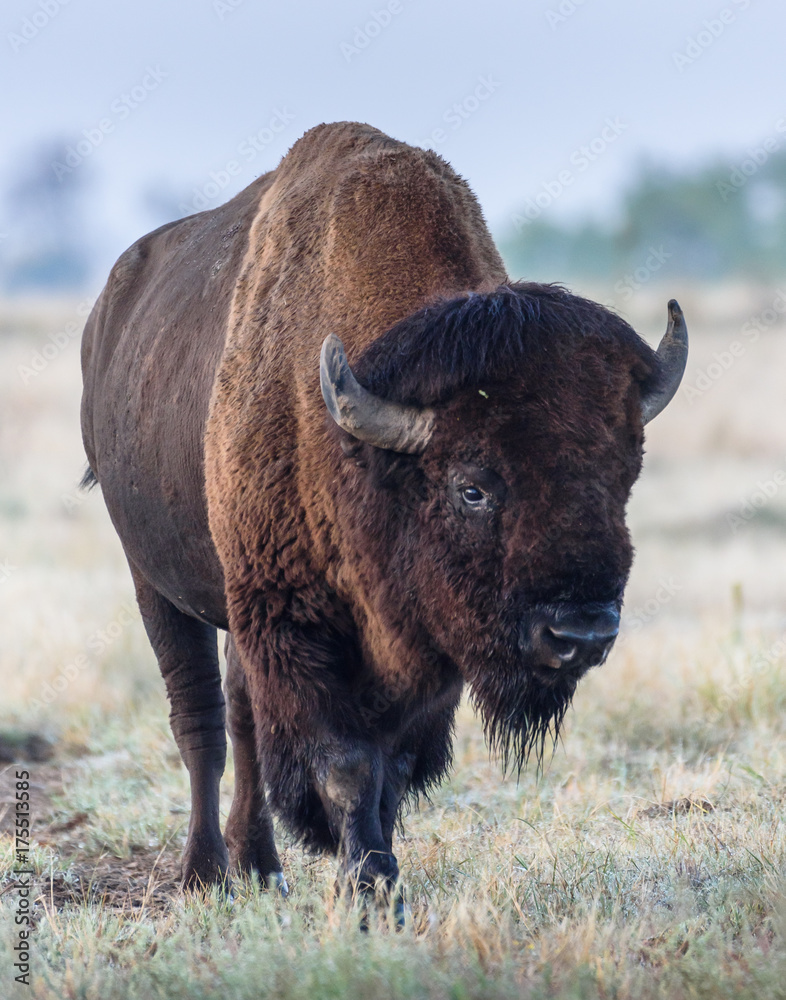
448 464 506 515
461 485 486 506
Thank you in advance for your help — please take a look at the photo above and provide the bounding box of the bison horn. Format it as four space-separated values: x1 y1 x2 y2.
641 299 688 425
320 334 435 454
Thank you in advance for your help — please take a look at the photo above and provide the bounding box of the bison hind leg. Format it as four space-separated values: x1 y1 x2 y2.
224 635 286 893
131 566 229 891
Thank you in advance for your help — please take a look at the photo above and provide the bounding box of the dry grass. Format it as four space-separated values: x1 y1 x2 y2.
1 284 786 998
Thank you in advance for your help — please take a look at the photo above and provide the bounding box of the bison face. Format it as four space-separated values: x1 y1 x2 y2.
445 460 621 682
320 290 686 766
405 372 641 764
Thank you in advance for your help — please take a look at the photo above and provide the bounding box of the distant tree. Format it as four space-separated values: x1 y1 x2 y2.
500 151 786 284
0 140 94 291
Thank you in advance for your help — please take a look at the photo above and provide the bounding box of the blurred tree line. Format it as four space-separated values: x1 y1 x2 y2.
3 140 786 292
501 150 786 289
0 141 94 292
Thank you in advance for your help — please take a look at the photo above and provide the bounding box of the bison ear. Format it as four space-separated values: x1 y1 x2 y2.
319 334 435 454
640 299 688 425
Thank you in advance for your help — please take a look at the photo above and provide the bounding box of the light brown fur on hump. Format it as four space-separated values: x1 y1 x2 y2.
204 121 507 637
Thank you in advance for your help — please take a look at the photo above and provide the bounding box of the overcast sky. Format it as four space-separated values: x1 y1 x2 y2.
2 0 781 281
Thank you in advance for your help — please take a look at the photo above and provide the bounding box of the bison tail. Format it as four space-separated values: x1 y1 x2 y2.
79 465 98 491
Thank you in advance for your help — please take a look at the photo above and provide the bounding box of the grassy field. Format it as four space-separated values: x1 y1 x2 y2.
2 284 786 998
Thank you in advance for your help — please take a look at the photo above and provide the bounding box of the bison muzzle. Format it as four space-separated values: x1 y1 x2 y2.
80 122 687 905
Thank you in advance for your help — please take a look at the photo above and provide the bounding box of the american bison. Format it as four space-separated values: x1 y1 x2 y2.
80 121 687 902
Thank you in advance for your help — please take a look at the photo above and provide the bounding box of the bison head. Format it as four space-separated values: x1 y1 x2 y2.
320 284 686 768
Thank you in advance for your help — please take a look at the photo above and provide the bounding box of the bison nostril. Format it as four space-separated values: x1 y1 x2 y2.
530 606 620 672
547 623 618 669
544 631 578 664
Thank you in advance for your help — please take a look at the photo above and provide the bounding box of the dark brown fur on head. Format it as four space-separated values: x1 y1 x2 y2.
332 281 660 771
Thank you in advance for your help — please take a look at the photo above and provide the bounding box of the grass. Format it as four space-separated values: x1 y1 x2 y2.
2 285 786 997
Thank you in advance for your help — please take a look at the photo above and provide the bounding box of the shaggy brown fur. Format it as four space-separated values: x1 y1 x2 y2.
81 122 667 896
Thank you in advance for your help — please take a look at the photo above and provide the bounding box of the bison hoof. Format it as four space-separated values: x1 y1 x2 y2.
182 865 231 894
181 835 230 893
268 871 289 896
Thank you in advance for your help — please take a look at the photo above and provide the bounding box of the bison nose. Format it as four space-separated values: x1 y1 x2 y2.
530 605 620 674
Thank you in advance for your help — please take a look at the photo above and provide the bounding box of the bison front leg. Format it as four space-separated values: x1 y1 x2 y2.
223 635 286 892
379 752 415 852
131 566 229 890
317 745 399 900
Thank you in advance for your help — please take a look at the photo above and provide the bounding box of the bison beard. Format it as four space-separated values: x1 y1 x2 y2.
468 653 576 773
